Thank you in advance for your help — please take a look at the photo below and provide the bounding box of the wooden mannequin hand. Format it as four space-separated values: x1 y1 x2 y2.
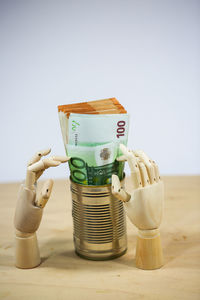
14 148 70 269
112 144 164 230
112 144 164 270
14 148 70 234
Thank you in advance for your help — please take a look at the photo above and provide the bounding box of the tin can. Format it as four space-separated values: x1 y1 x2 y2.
70 177 127 260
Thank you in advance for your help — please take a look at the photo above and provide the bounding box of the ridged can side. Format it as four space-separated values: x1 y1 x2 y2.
70 178 127 260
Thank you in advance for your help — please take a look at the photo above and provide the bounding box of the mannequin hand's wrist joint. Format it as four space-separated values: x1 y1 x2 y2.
137 228 160 239
15 229 36 238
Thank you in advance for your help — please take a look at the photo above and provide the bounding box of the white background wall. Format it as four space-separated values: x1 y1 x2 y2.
0 0 199 182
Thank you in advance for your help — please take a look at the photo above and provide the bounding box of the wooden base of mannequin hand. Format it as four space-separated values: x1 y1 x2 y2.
135 229 164 270
15 230 41 269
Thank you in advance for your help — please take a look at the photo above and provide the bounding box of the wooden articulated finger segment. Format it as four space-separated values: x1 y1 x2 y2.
117 155 127 162
138 162 150 187
131 171 142 189
28 159 60 172
134 150 156 184
43 158 61 168
129 157 142 189
119 144 142 189
27 148 51 166
28 160 46 172
152 161 160 182
35 170 44 181
36 179 54 208
112 175 131 202
50 156 70 163
25 170 36 190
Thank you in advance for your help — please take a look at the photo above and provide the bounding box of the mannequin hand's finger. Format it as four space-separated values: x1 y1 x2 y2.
134 150 156 184
138 161 150 187
28 159 61 172
35 156 70 181
112 175 131 202
119 144 142 189
49 156 70 163
35 170 44 181
27 148 51 166
117 155 127 162
152 161 160 182
41 179 53 199
35 179 54 208
39 159 61 169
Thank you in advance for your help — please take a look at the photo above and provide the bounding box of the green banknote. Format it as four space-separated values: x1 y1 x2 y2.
59 112 129 185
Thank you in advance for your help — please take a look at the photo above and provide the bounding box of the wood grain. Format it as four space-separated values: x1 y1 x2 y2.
0 176 200 300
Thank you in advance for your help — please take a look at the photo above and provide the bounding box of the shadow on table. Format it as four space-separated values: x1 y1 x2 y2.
38 229 199 271
39 232 138 271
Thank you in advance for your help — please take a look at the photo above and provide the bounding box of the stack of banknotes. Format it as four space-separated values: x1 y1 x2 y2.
58 98 129 185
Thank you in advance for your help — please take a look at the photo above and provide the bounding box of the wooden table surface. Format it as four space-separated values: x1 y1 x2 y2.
0 176 200 300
